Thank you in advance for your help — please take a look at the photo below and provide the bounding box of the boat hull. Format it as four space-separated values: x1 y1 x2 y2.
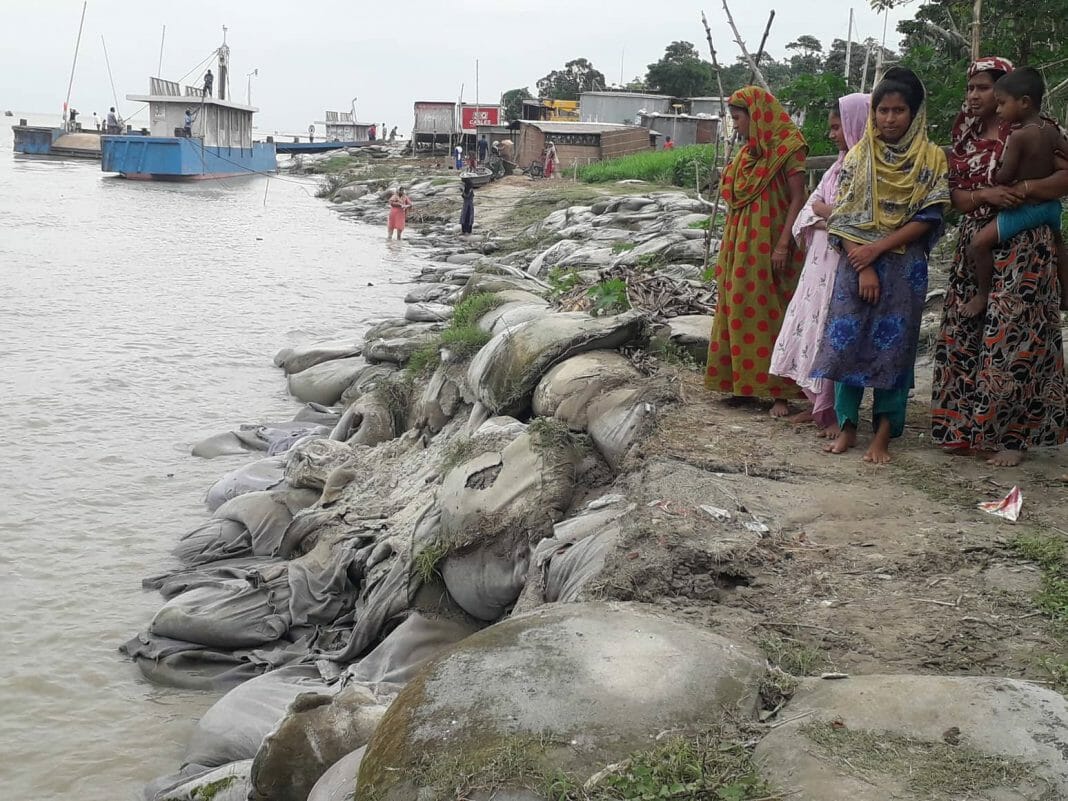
273 140 364 154
13 126 101 159
102 136 277 179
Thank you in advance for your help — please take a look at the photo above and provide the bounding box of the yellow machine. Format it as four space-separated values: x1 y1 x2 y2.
521 98 580 122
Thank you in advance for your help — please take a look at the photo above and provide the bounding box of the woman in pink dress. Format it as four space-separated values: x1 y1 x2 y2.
387 187 413 240
770 93 871 436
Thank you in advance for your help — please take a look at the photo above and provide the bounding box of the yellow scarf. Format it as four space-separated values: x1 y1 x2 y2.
829 97 949 249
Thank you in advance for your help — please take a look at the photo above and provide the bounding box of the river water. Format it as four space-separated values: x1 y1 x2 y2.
0 116 412 799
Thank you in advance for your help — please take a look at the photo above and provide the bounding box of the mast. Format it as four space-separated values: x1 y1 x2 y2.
157 24 166 77
475 58 480 130
64 1 88 122
218 25 229 101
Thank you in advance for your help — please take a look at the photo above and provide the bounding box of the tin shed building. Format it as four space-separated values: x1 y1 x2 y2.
412 101 457 153
579 91 673 124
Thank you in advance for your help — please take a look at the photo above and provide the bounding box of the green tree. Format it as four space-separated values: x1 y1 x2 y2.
645 41 717 97
786 35 825 75
536 58 606 101
500 87 533 122
778 73 849 156
870 0 1068 142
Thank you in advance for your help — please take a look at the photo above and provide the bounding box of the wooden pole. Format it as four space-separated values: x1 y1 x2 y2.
157 25 166 77
971 0 983 61
722 0 771 93
844 8 854 85
748 11 776 86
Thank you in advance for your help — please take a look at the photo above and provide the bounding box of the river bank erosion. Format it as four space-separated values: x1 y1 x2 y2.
130 151 1068 801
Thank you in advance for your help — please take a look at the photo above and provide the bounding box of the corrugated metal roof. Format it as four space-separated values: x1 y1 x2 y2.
580 91 672 100
525 121 645 134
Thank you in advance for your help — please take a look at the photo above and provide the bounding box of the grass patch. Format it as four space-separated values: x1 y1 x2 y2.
306 154 359 175
527 417 574 452
578 145 717 187
1012 529 1068 631
688 217 711 230
611 242 636 253
452 292 505 329
587 278 630 316
414 542 447 584
1038 655 1068 695
405 342 442 378
440 437 478 473
578 732 774 801
547 267 583 298
802 721 1037 796
410 730 774 801
316 173 350 199
636 252 667 271
650 340 700 372
759 633 828 677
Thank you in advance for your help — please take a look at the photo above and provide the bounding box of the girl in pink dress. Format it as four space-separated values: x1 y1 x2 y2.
770 93 871 435
387 187 413 240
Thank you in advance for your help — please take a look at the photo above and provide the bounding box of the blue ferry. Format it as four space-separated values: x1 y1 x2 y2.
102 41 276 180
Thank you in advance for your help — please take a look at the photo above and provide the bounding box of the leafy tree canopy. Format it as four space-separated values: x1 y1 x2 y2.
500 87 533 122
536 58 606 101
645 41 718 97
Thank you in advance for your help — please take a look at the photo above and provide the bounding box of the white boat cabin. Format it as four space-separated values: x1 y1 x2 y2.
128 77 256 148
315 111 371 142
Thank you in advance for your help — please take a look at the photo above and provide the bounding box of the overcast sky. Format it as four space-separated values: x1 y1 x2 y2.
1 1 915 134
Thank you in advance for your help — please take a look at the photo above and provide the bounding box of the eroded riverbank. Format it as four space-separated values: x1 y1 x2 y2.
130 154 1068 801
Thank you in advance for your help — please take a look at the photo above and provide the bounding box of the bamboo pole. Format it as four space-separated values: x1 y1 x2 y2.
698 10 738 275
747 11 776 86
721 0 771 93
971 0 983 62
844 8 854 85
64 1 88 123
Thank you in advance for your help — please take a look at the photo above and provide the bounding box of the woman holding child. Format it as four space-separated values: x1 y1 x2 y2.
810 68 951 464
931 58 1068 466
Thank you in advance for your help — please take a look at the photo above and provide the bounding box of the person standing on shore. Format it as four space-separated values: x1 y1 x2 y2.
478 135 489 163
369 124 377 142
812 68 950 464
704 87 809 417
460 178 475 234
544 141 559 178
92 111 100 131
387 187 413 240
663 136 675 150
770 93 871 437
389 126 398 141
931 57 1068 466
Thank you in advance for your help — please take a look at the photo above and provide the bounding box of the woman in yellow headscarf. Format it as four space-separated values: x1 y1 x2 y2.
705 87 809 417
812 67 950 464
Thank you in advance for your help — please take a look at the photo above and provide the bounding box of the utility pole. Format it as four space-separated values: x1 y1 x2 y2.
844 8 854 86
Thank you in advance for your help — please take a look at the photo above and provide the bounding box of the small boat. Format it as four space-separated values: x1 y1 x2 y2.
13 122 102 159
459 167 493 187
102 33 276 180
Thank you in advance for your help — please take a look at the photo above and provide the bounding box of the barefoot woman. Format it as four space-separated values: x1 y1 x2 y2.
812 68 950 464
931 58 1068 467
705 87 808 417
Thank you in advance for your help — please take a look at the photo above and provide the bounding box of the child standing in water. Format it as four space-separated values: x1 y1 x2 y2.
961 67 1068 316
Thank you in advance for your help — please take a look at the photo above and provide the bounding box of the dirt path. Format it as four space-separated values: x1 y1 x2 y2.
638 370 1068 687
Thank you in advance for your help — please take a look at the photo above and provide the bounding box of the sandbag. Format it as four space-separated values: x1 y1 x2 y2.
441 538 531 622
184 665 333 768
535 497 632 603
274 338 363 375
307 747 365 801
149 760 252 801
204 455 287 512
287 357 369 405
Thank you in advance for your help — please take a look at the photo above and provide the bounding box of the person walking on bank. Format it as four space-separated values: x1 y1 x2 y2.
931 57 1068 466
203 69 214 97
460 177 475 234
704 86 809 417
389 126 398 142
771 92 871 437
478 135 489 163
387 187 413 240
812 68 950 464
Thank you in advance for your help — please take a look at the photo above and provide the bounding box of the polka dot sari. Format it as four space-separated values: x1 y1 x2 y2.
706 87 807 399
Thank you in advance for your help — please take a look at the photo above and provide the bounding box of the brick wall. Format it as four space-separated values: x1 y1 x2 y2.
601 128 654 159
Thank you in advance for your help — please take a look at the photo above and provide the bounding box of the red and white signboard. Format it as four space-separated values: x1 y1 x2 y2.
461 106 501 130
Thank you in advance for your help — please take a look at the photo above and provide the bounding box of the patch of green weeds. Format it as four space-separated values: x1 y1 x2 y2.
440 437 478 473
413 734 560 801
1012 529 1068 631
527 417 574 452
440 326 492 358
587 278 630 316
650 340 700 372
579 733 774 801
688 217 711 230
547 266 583 298
316 173 350 198
802 721 1036 796
451 292 504 329
636 252 667 271
414 542 447 584
405 342 442 378
758 633 827 677
611 242 636 254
